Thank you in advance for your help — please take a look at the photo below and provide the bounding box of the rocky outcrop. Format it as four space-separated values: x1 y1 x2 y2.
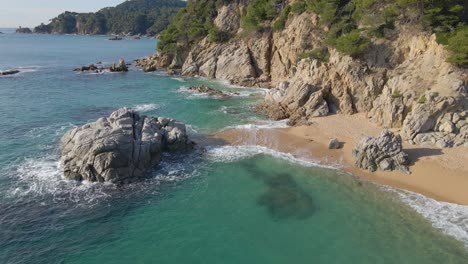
0 70 20 76
139 3 467 148
353 130 410 174
110 59 129 72
60 108 193 184
186 85 238 98
73 64 102 72
15 27 32 34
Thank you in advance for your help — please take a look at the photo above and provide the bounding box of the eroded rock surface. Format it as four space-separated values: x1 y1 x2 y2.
353 129 410 174
61 108 193 184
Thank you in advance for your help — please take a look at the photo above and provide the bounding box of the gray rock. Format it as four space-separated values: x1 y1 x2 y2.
435 137 453 148
439 121 456 133
328 138 341 149
352 129 410 174
60 108 193 184
0 70 20 76
110 59 129 72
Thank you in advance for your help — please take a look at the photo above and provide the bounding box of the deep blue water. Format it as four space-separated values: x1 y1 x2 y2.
0 32 467 264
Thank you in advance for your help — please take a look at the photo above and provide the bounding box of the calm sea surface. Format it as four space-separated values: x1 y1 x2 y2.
0 31 467 264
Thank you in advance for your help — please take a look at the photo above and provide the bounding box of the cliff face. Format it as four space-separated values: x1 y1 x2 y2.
142 1 468 148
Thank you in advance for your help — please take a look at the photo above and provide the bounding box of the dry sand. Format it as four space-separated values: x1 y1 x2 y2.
213 113 468 205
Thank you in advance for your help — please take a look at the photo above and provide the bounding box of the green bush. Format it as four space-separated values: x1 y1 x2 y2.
273 6 291 31
297 48 330 62
241 0 278 32
447 26 468 67
392 89 402 98
334 30 370 56
418 95 427 104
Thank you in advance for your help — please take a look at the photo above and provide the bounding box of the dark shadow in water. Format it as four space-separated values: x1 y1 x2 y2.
404 148 443 166
243 161 316 220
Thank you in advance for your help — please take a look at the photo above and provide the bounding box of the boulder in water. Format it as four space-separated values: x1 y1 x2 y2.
0 70 20 76
352 129 410 174
187 85 238 98
60 108 193 184
110 59 129 72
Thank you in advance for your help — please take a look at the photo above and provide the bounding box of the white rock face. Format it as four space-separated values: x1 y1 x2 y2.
61 108 192 184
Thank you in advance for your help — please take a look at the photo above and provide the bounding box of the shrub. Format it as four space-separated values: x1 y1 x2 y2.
418 95 427 104
273 6 291 31
334 30 369 56
392 89 402 98
297 48 330 62
241 0 278 32
446 26 468 67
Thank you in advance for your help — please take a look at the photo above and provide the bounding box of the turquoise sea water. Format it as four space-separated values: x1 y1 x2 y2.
0 32 467 263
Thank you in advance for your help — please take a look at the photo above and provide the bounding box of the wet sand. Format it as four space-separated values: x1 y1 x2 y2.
213 113 468 205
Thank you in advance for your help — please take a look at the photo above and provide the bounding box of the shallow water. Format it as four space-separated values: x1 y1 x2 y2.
0 32 467 263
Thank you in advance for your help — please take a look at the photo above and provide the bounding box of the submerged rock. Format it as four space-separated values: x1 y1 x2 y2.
187 85 238 98
0 70 20 76
110 59 128 72
60 108 193 184
352 129 410 174
73 64 100 72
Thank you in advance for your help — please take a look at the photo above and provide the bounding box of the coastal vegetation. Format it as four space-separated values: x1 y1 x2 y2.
33 0 186 36
157 0 467 66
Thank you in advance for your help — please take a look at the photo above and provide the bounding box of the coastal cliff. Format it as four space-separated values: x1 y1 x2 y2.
139 0 468 148
33 0 186 35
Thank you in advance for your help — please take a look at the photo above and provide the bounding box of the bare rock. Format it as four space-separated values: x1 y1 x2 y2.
352 129 410 174
110 59 129 72
0 70 20 75
60 108 193 184
328 138 341 149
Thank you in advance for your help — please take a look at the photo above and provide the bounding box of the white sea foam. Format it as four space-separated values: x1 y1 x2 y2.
388 188 468 247
171 77 186 82
205 144 338 170
0 66 40 77
224 119 290 130
131 103 160 112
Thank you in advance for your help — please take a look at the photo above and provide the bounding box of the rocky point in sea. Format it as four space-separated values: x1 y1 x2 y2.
60 108 193 184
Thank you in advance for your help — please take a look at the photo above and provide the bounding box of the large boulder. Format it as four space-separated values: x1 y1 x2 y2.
110 59 129 72
60 108 193 184
352 129 410 174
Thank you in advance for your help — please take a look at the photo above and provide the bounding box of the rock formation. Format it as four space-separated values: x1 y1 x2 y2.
60 108 193 184
110 59 129 72
0 70 20 76
73 64 101 72
186 85 238 98
15 27 32 34
138 1 467 148
352 129 410 174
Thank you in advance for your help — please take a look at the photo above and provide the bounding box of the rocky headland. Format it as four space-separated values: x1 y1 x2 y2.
137 0 467 150
60 108 193 184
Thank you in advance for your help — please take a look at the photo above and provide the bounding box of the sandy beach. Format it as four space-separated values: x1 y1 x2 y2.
214 113 468 205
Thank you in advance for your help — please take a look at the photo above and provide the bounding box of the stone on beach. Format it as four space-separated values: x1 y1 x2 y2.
352 129 410 174
60 108 193 184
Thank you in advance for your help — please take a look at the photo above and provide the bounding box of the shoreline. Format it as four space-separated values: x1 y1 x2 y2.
213 113 468 205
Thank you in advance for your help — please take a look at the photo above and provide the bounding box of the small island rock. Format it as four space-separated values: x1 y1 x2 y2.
61 108 193 184
110 59 129 72
0 70 20 76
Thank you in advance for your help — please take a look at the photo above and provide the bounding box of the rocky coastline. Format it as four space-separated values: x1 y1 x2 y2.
136 2 467 150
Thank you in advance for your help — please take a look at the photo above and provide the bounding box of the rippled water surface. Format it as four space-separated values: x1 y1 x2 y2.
0 32 467 264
